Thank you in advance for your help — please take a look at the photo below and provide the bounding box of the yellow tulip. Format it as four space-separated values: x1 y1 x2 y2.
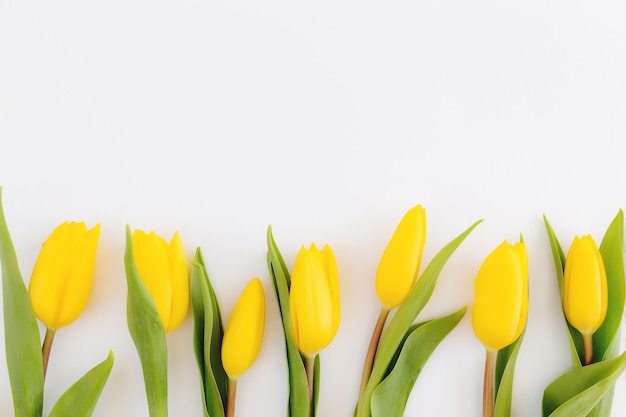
221 278 265 379
290 244 340 357
472 240 528 352
132 230 189 333
562 235 607 336
29 222 100 329
375 205 426 309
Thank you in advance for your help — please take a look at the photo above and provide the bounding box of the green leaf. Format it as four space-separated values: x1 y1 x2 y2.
357 219 482 417
543 215 583 367
190 248 227 417
124 225 168 417
542 350 626 417
48 351 114 417
312 354 320 417
493 332 524 417
370 307 466 417
267 226 310 417
0 187 44 417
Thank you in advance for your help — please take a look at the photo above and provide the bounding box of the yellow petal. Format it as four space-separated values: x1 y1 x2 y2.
221 278 265 379
132 230 172 330
472 240 527 351
563 235 607 335
29 222 100 329
375 205 426 309
164 231 189 333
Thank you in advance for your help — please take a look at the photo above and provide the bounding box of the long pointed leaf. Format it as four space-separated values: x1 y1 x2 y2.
124 225 168 417
267 226 310 417
357 219 481 417
48 351 114 417
542 351 626 417
493 332 524 417
370 307 466 417
0 187 44 417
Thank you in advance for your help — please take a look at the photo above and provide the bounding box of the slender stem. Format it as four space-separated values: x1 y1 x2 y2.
305 355 316 416
583 333 594 365
482 349 496 417
359 307 390 398
42 328 57 380
226 378 237 417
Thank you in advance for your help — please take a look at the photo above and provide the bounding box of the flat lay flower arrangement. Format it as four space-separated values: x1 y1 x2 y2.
1 186 625 417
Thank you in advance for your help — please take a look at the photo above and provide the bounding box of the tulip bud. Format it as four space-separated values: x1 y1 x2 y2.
472 241 528 352
29 222 100 329
290 244 340 357
132 230 189 333
221 278 265 380
375 205 426 310
562 235 607 335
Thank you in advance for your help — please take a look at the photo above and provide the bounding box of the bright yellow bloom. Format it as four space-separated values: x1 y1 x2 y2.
29 222 100 329
375 205 426 309
290 244 340 357
472 240 528 352
221 278 265 379
562 235 607 335
132 230 189 333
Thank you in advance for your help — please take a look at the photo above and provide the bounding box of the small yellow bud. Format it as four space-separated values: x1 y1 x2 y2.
375 205 426 309
132 230 189 333
29 222 100 329
472 240 528 352
290 244 340 357
221 278 265 379
562 235 607 335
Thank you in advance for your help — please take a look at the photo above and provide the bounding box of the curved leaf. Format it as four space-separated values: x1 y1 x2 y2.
267 226 310 417
48 351 114 417
542 351 626 417
0 187 44 417
493 332 524 417
190 248 226 417
124 225 168 417
370 307 466 417
357 219 482 417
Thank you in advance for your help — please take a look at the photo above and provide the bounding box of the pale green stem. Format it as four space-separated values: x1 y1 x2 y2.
583 333 594 365
359 307 390 399
42 328 56 380
305 355 316 416
226 378 237 417
483 349 496 417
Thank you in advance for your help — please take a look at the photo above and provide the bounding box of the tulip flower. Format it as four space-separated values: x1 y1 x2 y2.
221 278 265 417
28 221 100 377
472 240 528 417
289 243 340 412
131 230 189 334
360 205 426 397
562 235 607 365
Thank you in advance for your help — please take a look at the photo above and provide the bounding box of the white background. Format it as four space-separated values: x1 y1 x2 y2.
1 1 626 416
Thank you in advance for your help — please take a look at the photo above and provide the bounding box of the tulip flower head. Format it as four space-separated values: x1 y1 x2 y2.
132 230 189 333
290 243 340 357
375 205 426 310
222 278 265 380
29 222 100 329
472 240 528 352
562 235 607 336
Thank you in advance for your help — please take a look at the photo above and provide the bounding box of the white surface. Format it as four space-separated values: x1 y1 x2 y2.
1 1 626 416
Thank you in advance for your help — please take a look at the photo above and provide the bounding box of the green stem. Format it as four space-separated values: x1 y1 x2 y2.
42 328 56 380
359 307 390 399
483 349 496 417
305 355 315 416
226 378 237 417
583 333 593 365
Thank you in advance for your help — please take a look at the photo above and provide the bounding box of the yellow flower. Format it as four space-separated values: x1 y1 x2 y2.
132 230 189 333
221 278 265 379
290 244 340 357
29 222 100 329
562 235 607 335
472 240 528 352
375 205 426 309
